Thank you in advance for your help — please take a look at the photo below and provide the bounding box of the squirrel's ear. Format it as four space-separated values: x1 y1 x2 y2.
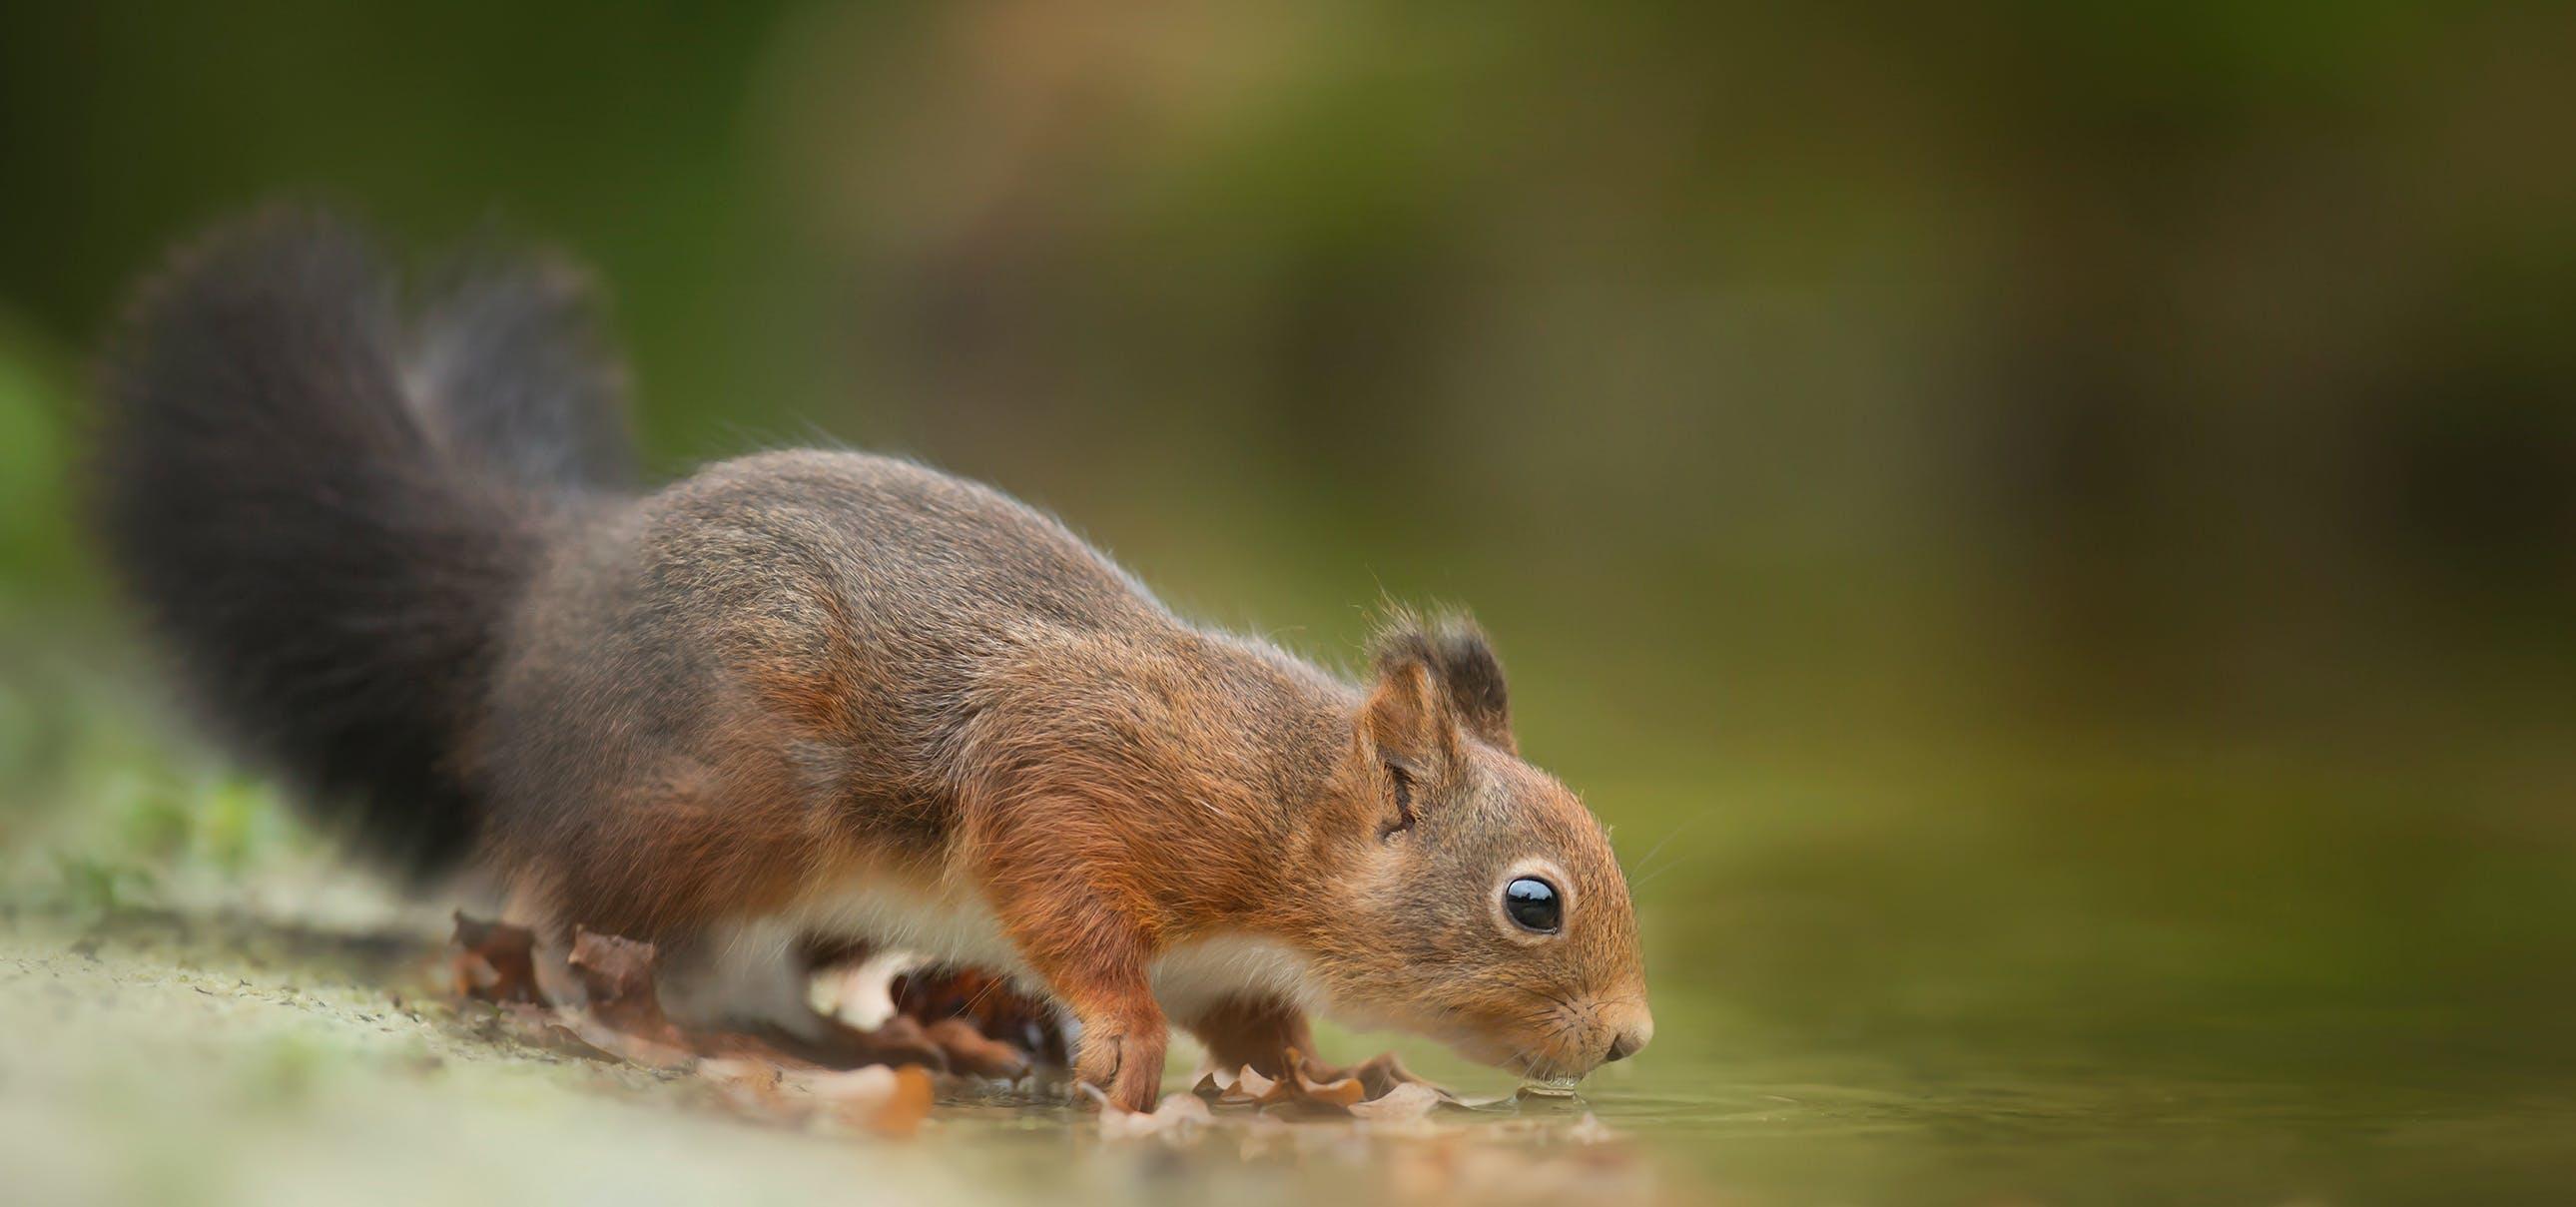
1361 640 1459 772
1426 620 1513 755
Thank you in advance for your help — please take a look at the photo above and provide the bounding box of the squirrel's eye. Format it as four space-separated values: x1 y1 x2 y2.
1502 877 1562 933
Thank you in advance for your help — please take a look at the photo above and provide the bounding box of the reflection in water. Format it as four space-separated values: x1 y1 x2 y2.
1558 995 2576 1206
922 1016 2574 1207
933 1089 1662 1207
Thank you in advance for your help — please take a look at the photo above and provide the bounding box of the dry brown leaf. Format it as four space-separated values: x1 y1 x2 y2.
1192 1063 1293 1109
1286 1051 1369 1111
1348 1051 1438 1099
1347 1080 1447 1122
554 927 710 1062
1233 1064 1284 1103
448 913 537 1003
1188 1053 1478 1119
566 928 661 1023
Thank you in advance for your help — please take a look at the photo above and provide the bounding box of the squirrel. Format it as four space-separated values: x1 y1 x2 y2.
91 208 1651 1110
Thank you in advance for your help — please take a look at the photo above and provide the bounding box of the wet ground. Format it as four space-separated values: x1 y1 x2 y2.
0 904 1665 1207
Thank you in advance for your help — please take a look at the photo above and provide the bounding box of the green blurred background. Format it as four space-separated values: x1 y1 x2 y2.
4 3 2574 1203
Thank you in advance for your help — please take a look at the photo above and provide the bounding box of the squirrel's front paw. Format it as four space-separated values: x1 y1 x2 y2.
1076 1024 1168 1112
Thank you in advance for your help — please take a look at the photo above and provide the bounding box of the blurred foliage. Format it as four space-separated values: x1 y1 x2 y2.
3 0 2573 1089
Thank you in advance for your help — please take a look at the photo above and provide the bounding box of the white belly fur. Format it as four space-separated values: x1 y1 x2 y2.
688 877 1325 1029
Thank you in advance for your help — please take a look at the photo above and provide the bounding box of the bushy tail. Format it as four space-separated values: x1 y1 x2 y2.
93 208 635 876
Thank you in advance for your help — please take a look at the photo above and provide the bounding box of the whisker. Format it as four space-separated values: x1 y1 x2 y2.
1623 819 1697 890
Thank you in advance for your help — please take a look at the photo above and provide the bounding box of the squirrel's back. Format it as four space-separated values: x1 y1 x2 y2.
94 209 636 875
638 448 1164 634
475 446 1228 924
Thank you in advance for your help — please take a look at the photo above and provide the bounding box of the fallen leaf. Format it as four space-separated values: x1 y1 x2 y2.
1285 1050 1368 1111
1190 1053 1472 1118
1347 1080 1447 1122
566 928 661 1024
1233 1065 1283 1102
1348 1051 1438 1099
447 913 537 1004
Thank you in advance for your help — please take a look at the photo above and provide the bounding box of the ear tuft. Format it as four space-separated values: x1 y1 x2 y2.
1364 611 1515 756
1426 618 1513 754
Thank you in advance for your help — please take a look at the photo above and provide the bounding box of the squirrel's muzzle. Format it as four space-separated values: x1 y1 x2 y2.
1599 1002 1653 1063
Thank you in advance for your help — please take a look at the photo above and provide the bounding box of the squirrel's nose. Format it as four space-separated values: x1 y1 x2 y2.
1602 1008 1654 1063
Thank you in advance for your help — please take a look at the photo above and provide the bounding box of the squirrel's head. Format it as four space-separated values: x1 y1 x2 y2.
1300 617 1649 1083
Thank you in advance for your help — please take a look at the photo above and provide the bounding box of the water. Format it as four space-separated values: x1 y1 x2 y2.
1590 1010 2576 1205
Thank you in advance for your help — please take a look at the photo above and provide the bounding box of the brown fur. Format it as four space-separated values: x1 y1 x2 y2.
100 214 1650 1111
478 452 1648 1105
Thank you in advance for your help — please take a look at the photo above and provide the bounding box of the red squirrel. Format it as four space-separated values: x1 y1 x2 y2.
93 209 1651 1110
